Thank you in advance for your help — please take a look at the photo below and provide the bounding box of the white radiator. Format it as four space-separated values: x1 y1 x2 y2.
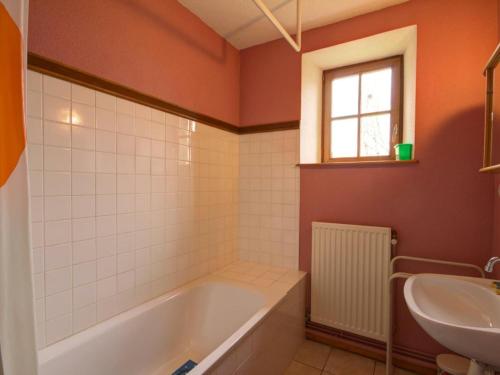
311 222 392 342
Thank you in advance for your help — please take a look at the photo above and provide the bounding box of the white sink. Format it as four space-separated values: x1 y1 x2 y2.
404 274 500 369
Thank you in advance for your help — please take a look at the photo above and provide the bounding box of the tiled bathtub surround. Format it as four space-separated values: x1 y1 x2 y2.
239 131 300 269
26 71 240 347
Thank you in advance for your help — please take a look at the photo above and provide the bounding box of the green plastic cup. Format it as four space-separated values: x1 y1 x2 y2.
395 143 413 161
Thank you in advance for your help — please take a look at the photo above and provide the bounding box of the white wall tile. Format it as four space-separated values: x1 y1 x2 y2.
28 71 240 347
96 152 116 173
96 92 116 111
45 220 71 246
135 156 150 174
97 236 116 258
151 109 165 124
44 95 70 124
73 304 96 332
73 283 96 309
72 173 95 195
96 195 116 216
117 114 135 135
135 118 151 138
134 104 151 120
96 130 116 153
96 173 116 195
45 314 72 345
97 276 116 300
28 71 42 92
72 84 95 106
72 149 95 173
45 268 72 295
117 154 135 174
72 217 95 242
117 252 135 273
116 99 134 115
96 215 116 237
72 126 95 150
72 195 95 218
117 270 135 292
97 256 116 280
135 138 151 157
45 243 72 271
44 76 71 99
44 146 71 171
27 117 44 144
96 108 116 132
44 121 71 147
28 144 43 171
73 239 97 264
27 90 42 118
43 172 71 196
45 290 72 320
73 261 97 287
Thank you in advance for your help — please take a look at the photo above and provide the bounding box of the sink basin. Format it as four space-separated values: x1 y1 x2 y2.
404 274 500 368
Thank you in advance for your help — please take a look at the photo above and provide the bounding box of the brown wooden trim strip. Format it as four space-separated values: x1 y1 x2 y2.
27 53 301 136
27 52 240 134
238 120 300 134
28 53 301 136
306 323 437 375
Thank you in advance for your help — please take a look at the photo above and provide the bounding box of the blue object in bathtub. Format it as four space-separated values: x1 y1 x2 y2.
171 360 197 375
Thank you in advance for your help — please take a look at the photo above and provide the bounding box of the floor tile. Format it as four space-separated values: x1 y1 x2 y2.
324 348 375 375
294 340 331 370
285 361 322 375
374 362 418 375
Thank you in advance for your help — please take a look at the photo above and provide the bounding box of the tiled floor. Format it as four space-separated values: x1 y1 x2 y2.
285 340 419 375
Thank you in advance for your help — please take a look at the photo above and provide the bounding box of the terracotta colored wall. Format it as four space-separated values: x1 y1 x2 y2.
493 175 500 279
493 0 500 280
241 0 497 356
28 0 240 125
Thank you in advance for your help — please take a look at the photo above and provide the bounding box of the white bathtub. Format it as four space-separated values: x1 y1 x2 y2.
38 269 305 375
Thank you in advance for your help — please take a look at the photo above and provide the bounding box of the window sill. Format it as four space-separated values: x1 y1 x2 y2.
297 160 419 168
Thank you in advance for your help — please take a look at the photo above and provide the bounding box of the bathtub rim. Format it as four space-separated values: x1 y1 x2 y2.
188 273 306 375
37 271 305 374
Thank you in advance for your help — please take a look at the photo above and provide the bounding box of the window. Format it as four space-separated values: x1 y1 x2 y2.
322 56 403 162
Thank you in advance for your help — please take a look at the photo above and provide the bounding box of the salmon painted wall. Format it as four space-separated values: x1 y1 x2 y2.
28 0 240 125
492 1 500 280
493 175 500 279
241 0 497 356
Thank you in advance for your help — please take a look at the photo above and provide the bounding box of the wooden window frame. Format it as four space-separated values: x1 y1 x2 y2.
322 55 404 163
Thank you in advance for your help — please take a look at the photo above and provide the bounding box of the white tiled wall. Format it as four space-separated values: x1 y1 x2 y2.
238 132 300 269
26 71 240 348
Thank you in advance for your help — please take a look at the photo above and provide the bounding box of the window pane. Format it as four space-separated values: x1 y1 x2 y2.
331 74 359 117
331 118 358 158
360 114 391 157
361 68 392 114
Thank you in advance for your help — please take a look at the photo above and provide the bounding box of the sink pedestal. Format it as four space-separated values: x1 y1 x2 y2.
467 360 495 375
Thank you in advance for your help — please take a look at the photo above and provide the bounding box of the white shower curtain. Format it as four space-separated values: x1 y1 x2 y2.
0 0 38 374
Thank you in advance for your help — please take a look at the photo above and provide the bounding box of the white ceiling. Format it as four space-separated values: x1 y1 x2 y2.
178 0 409 50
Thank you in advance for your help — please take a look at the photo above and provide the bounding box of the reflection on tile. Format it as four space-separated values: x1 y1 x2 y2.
294 340 331 370
324 348 375 375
